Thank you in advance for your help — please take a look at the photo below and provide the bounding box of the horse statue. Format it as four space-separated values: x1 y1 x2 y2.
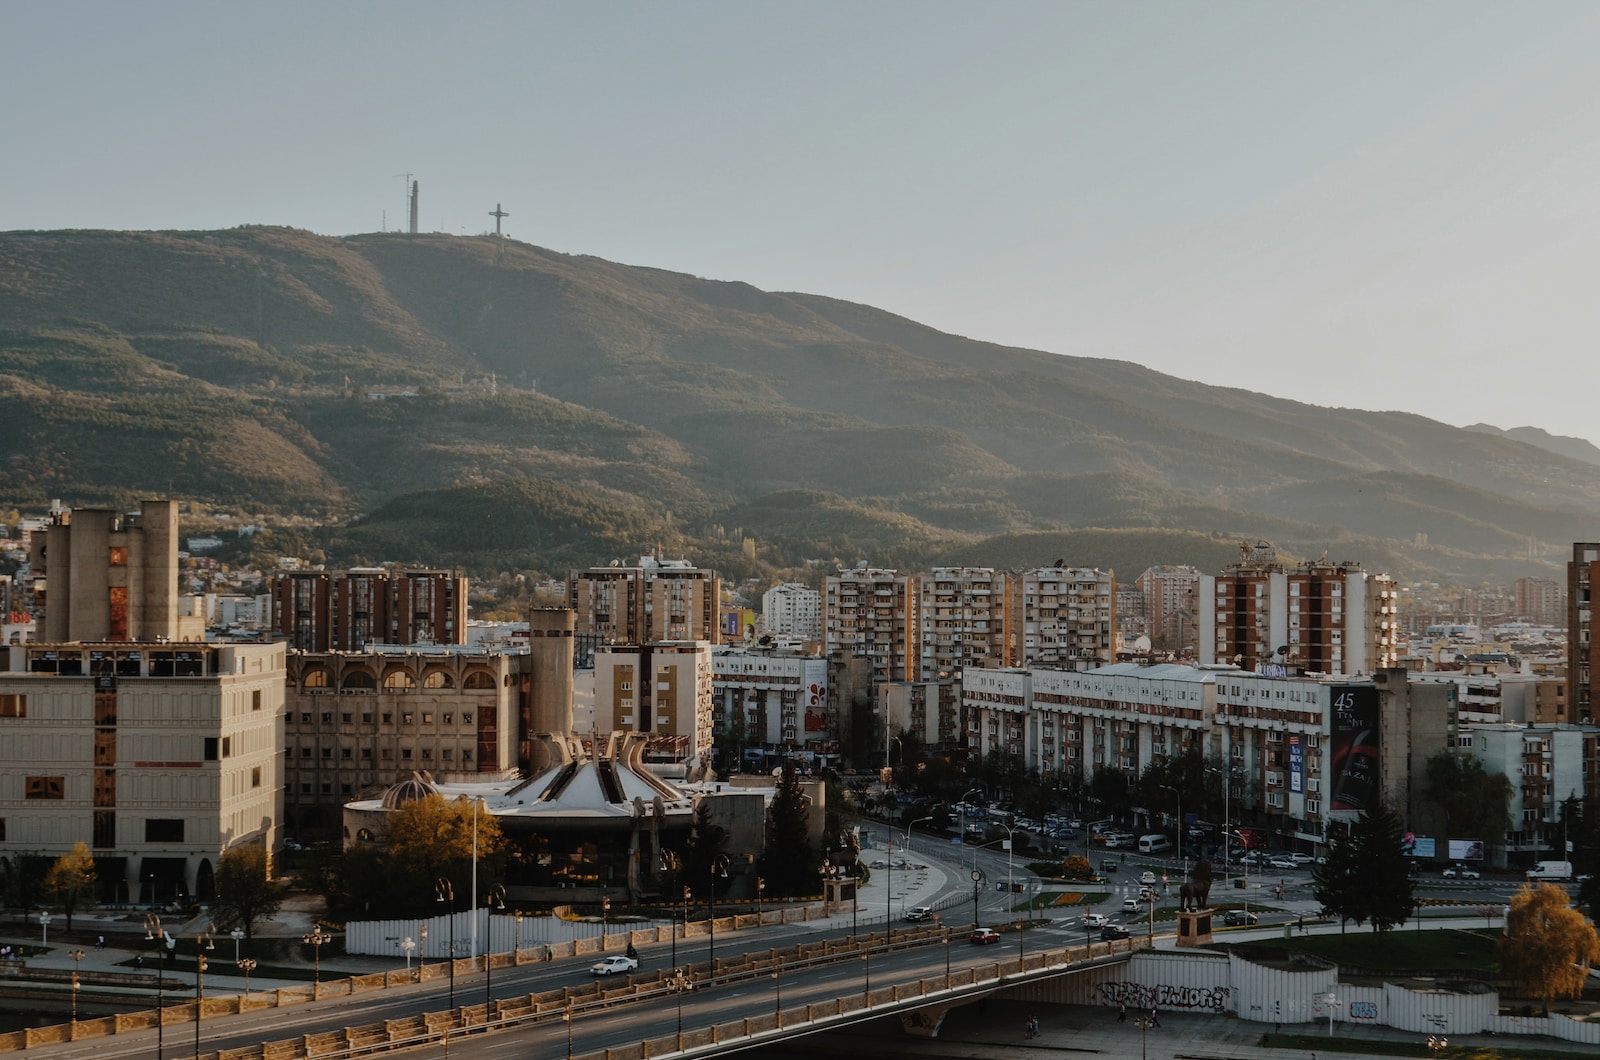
1177 858 1214 912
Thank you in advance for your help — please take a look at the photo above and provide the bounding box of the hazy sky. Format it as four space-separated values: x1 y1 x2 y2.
5 2 1599 444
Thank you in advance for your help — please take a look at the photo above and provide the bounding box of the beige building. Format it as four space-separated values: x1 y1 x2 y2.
283 647 533 836
593 642 715 762
1135 564 1200 651
825 566 919 684
569 556 722 646
30 500 187 643
919 567 1008 677
0 640 285 905
1011 565 1117 668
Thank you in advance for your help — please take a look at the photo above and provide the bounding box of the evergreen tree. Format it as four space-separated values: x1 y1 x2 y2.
681 801 730 897
1423 750 1511 857
760 763 819 897
1350 797 1417 933
1312 825 1362 932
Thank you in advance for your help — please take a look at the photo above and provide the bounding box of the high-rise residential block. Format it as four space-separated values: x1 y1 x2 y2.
1135 564 1201 651
593 642 715 762
824 567 919 685
918 567 1008 677
569 556 721 646
1010 565 1117 667
760 582 822 641
1569 543 1598 725
269 567 467 651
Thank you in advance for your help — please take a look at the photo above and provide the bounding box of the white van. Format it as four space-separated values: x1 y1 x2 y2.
1526 860 1573 880
1138 834 1172 854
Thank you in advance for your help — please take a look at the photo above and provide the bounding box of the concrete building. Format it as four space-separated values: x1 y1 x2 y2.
1514 576 1565 626
1135 564 1201 651
1198 542 1398 676
1464 723 1590 860
269 567 468 651
711 647 831 769
31 500 182 643
760 582 822 641
1568 543 1598 726
282 646 533 837
593 642 715 763
825 566 919 685
0 640 285 904
878 678 962 754
568 556 722 647
919 567 1008 678
1010 566 1117 668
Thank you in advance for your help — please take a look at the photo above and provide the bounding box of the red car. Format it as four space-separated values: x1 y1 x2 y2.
970 927 1001 944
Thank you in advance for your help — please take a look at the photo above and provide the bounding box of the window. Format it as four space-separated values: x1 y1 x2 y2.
382 713 392 724
361 747 372 759
402 713 414 725
26 776 65 799
341 747 353 759
362 713 373 724
221 736 231 757
299 782 311 793
462 713 472 724
442 748 453 760
321 712 333 724
463 671 496 690
303 670 329 689
401 748 413 760
300 747 311 758
252 689 262 711
251 766 262 788
204 738 219 761
0 694 26 718
423 670 453 689
322 747 333 759
342 713 352 724
380 748 392 759
462 749 472 761
443 713 453 725
300 712 311 724
145 818 184 842
342 671 376 690
383 671 415 690
109 545 128 566
421 747 432 760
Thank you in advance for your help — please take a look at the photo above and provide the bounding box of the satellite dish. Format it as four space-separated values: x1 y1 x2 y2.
1134 635 1151 652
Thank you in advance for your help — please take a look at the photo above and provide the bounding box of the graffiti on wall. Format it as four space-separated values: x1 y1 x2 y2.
1097 980 1230 1012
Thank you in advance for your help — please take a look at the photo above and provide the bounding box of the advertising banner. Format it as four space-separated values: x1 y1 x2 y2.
1448 839 1485 861
1330 685 1380 811
1288 734 1303 794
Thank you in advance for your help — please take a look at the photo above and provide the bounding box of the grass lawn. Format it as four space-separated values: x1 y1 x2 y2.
1235 926 1502 976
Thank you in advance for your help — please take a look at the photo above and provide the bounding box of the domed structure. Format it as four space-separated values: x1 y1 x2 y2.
379 771 441 810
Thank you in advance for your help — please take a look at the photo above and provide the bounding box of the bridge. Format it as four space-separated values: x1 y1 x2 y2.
14 925 1148 1060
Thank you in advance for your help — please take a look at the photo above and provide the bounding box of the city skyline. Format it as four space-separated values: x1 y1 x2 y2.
5 3 1600 444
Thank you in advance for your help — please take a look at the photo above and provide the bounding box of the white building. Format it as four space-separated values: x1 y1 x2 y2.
593 642 715 763
711 647 830 763
760 583 822 641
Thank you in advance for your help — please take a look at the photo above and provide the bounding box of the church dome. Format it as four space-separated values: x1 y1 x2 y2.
380 772 440 810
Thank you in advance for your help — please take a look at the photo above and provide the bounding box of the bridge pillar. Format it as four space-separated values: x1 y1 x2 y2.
897 999 970 1038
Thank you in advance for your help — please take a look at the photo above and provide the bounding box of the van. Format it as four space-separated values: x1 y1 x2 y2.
1138 834 1172 854
1526 860 1573 881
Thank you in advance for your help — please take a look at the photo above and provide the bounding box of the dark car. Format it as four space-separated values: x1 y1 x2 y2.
1099 925 1132 941
1222 909 1258 926
1100 859 1118 873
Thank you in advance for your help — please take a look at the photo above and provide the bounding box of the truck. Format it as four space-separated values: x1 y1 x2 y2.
1525 860 1573 881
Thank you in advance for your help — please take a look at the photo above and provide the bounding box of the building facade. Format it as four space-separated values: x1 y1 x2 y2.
824 567 919 685
1010 566 1117 668
760 582 822 641
593 642 715 762
31 500 182 643
1135 564 1201 651
0 640 285 904
269 568 468 651
919 567 1009 678
1569 543 1598 726
711 647 831 768
569 556 722 646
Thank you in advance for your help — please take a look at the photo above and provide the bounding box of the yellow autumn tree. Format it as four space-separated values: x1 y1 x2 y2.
384 793 506 901
1498 883 1600 1013
44 842 98 931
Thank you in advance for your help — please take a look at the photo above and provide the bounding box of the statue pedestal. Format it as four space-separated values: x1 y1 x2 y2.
823 876 856 915
1175 909 1213 948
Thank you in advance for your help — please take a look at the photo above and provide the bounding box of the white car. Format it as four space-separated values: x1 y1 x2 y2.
1287 853 1315 866
1083 912 1110 928
1268 856 1298 871
1140 870 1157 885
1442 865 1480 879
590 955 638 976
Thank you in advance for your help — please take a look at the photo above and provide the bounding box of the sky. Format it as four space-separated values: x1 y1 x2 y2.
4 2 1599 445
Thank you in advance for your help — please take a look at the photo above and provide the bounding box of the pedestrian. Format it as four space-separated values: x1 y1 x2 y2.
1031 1015 1040 1038
96 934 105 950
1024 1017 1033 1039
1118 1001 1126 1022
1150 1004 1160 1027
1298 914 1305 934
134 953 143 969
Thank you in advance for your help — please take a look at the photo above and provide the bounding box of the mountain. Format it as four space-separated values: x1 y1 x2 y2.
1463 423 1600 469
0 226 1594 582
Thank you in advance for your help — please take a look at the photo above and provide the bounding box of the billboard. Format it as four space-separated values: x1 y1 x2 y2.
802 658 829 736
1402 833 1436 859
1288 734 1304 794
1448 839 1485 862
1329 685 1380 812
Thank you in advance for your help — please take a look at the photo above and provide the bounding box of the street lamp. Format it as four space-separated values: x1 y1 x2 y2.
238 957 257 998
419 924 428 977
229 928 245 962
1133 1013 1156 1060
563 999 575 1060
707 855 730 966
773 958 783 1027
890 816 932 938
38 911 53 946
435 877 456 1008
401 936 415 979
194 924 215 1060
485 884 507 1009
676 886 689 968
756 876 765 920
667 967 693 1048
142 913 165 1060
600 893 610 949
68 948 84 1022
1160 783 1182 869
302 924 331 987
959 786 984 872
1207 765 1235 875
1325 992 1341 1038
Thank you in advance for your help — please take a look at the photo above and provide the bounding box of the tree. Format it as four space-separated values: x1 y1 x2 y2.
1499 884 1600 1014
384 793 506 903
1422 750 1511 856
680 801 730 895
1060 854 1093 881
1314 799 1415 934
44 842 97 931
760 763 819 897
209 846 284 940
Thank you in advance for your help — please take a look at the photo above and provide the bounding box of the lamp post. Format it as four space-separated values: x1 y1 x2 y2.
302 924 331 986
1160 783 1182 869
894 816 932 934
513 909 524 957
1325 993 1341 1038
600 893 610 950
38 911 53 946
676 886 689 968
667 967 693 1048
563 999 574 1060
194 925 215 1060
142 913 165 1060
229 928 245 963
707 855 729 966
960 786 984 872
756 876 765 921
1133 1013 1156 1060
485 884 506 1009
419 924 428 977
1207 765 1234 876
401 936 415 979
68 948 84 1022
773 959 783 1027
238 957 257 998
435 877 456 1008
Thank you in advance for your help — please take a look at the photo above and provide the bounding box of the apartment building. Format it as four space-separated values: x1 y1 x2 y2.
824 567 918 685
919 567 1009 677
269 567 468 651
0 640 285 904
569 556 721 646
1010 566 1116 668
878 678 962 755
1135 565 1201 651
1514 576 1566 626
593 642 715 762
711 647 831 765
1569 543 1598 725
760 582 822 641
282 647 532 837
1464 723 1589 857
1198 543 1398 675
30 500 183 643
